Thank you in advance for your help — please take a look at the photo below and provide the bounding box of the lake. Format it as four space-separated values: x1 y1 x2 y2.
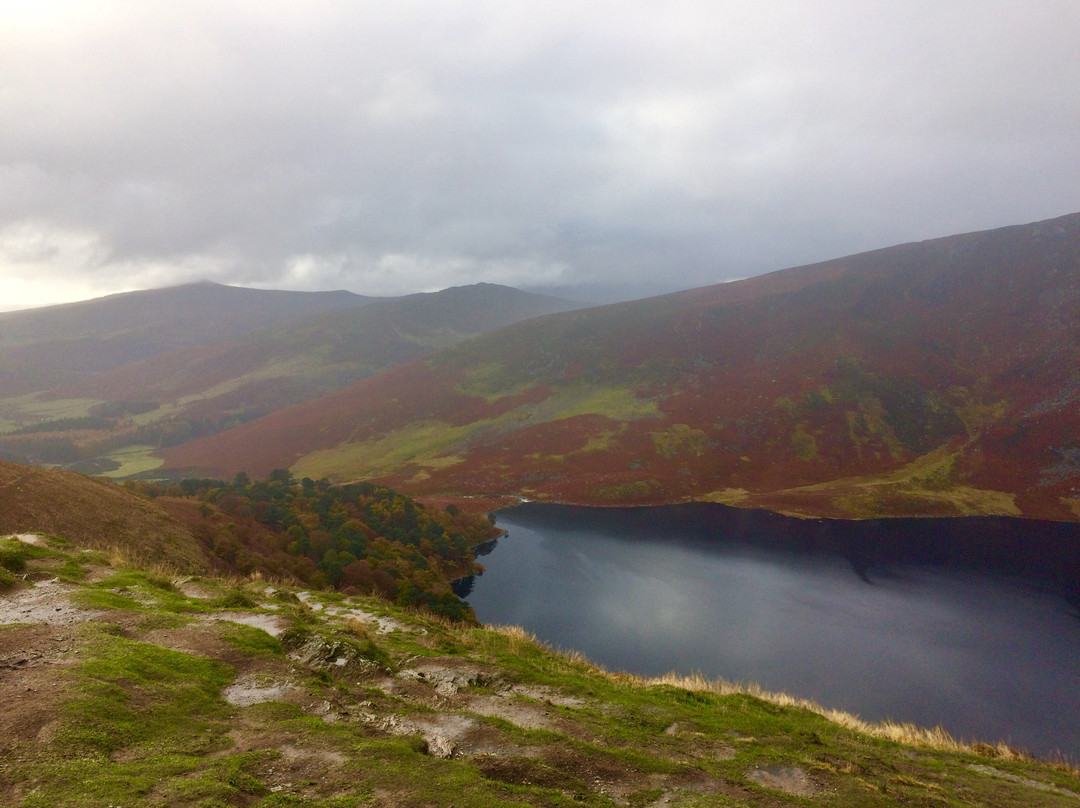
461 502 1080 761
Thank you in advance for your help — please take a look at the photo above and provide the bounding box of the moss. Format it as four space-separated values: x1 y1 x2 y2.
0 542 27 573
55 626 234 759
220 622 283 656
650 423 708 459
791 423 818 461
74 587 144 611
210 589 260 609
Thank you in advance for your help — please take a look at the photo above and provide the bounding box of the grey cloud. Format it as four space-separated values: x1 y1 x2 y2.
1 1 1078 307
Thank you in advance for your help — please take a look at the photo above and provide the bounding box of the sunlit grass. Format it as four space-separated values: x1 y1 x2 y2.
0 394 103 429
99 445 164 478
767 445 1022 518
293 384 659 481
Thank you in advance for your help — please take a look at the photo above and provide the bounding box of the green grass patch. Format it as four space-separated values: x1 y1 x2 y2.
55 625 234 759
0 536 55 568
770 446 1023 518
534 385 658 422
0 394 103 427
791 422 819 461
455 361 536 402
292 384 658 481
292 420 475 480
210 588 260 609
220 622 283 656
650 423 707 459
74 587 145 611
86 570 207 614
0 541 27 573
55 558 88 581
98 444 164 478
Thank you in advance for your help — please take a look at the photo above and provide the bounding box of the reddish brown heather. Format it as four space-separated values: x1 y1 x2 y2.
0 461 207 571
159 214 1080 521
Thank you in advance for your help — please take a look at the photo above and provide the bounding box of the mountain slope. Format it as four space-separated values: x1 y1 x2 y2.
0 460 207 570
46 283 582 406
0 283 580 476
161 214 1080 521
0 281 372 395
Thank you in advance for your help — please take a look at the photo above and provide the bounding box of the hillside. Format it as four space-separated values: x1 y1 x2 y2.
2 486 1078 806
44 283 581 410
0 461 208 571
0 283 580 477
0 459 499 618
0 282 372 396
161 213 1080 521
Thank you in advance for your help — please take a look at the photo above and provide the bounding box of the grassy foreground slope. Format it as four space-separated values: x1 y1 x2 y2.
2 526 1078 807
162 214 1080 521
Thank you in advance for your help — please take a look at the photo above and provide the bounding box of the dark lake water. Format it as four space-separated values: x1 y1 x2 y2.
461 503 1080 761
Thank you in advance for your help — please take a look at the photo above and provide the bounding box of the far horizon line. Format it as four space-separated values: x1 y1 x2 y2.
5 209 1074 315
0 277 708 315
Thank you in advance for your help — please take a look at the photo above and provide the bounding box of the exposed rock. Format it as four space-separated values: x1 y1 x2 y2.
207 611 288 637
0 578 102 626
223 674 301 707
967 764 1079 797
747 765 818 797
427 734 457 759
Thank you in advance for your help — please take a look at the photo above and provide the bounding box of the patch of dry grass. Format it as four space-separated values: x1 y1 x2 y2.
475 624 1078 773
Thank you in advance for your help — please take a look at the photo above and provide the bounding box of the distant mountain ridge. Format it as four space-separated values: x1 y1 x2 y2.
0 282 374 394
161 213 1080 521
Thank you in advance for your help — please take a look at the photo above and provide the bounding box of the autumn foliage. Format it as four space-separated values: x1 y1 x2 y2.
130 470 498 621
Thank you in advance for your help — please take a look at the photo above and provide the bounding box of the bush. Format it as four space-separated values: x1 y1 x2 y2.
0 544 27 574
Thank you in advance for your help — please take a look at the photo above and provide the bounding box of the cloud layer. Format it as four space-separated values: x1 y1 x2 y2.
2 1 1078 307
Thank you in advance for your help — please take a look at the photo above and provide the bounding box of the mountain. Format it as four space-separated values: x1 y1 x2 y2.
0 281 373 395
2 470 1077 806
0 283 581 476
45 283 583 408
161 214 1080 521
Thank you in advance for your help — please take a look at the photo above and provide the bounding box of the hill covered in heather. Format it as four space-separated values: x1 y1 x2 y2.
0 283 580 476
162 213 1080 521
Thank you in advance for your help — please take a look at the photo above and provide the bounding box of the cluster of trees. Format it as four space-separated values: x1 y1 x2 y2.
129 471 497 621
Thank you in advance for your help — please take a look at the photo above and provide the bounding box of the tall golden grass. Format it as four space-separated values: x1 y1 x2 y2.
485 624 1079 772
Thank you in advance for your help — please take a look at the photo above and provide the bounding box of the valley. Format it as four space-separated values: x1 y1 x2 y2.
3 215 1077 522
3 211 1080 804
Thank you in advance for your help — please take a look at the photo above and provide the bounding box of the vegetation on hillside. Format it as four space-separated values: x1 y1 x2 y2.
0 283 581 477
159 213 1080 521
126 471 496 622
0 461 495 622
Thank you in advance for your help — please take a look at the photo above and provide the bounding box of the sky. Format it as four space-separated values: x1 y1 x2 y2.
1 1 1078 311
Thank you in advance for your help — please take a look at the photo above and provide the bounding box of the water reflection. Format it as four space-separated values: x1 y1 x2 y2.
467 503 1080 761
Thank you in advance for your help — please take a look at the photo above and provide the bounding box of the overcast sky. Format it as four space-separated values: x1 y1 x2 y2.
1 1 1078 310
